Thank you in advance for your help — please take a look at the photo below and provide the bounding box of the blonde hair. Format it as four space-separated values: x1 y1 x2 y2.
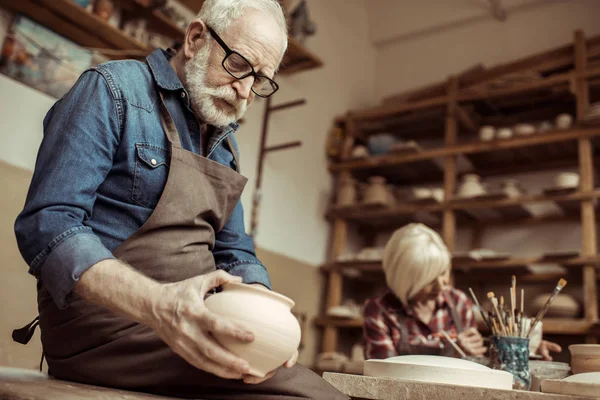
382 223 451 306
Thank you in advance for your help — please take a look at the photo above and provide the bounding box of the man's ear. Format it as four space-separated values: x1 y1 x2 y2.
183 19 208 60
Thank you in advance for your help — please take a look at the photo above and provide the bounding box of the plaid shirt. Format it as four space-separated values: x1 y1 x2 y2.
363 288 476 359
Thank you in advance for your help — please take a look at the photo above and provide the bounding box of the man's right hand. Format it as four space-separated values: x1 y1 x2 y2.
150 270 255 379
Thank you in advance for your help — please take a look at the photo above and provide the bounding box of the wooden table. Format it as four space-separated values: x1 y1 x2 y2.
323 372 594 400
0 378 177 400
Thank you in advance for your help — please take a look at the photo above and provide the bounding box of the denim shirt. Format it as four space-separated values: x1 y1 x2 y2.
14 49 270 309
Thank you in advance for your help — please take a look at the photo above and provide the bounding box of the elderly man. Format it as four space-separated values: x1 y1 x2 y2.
14 0 347 398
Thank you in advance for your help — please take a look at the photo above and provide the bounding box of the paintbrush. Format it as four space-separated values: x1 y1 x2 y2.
488 292 507 335
468 287 493 331
441 330 467 358
511 276 517 336
527 278 567 337
521 288 524 314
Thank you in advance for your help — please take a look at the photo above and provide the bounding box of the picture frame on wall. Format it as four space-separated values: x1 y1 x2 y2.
0 15 104 99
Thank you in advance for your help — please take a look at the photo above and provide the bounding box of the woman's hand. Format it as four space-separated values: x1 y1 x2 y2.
457 327 487 357
537 340 562 361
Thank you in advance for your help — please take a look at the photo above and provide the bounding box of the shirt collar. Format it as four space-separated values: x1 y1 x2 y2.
146 49 184 91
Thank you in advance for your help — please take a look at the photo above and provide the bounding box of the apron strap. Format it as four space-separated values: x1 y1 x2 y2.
157 91 183 149
224 136 241 173
12 316 39 345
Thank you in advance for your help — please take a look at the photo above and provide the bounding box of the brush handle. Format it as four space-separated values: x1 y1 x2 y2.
527 286 563 337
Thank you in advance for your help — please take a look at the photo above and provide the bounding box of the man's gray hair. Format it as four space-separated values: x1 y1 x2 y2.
198 0 288 53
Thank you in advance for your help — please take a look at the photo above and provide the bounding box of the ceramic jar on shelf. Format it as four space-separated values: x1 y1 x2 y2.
337 175 357 207
502 179 525 198
457 174 486 198
363 176 389 206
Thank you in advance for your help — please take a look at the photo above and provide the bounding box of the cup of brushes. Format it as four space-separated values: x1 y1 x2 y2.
469 277 567 390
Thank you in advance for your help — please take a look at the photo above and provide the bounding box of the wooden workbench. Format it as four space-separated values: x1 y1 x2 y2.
323 372 596 400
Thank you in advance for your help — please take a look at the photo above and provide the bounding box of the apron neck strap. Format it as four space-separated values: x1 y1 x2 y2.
158 91 183 149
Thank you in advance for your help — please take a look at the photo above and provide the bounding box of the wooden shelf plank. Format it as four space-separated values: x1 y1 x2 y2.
279 36 323 75
330 127 600 172
315 316 594 335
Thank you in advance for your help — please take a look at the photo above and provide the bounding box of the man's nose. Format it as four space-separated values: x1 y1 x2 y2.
232 76 254 100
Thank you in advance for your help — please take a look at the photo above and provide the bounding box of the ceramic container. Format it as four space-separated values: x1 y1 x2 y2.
364 355 513 390
350 145 369 158
556 113 573 129
502 179 524 198
529 361 570 392
457 174 486 198
529 321 543 355
514 123 536 136
479 126 496 141
554 172 580 189
337 176 357 207
490 336 531 390
537 121 553 133
204 283 301 378
532 293 580 318
367 133 397 156
570 344 600 374
363 176 389 205
431 188 444 202
412 187 432 199
542 372 600 397
496 127 514 140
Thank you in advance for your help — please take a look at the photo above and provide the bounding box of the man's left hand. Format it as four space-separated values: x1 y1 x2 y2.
243 350 298 385
537 340 562 361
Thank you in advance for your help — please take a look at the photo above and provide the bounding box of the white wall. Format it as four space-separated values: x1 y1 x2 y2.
368 0 600 100
236 0 376 265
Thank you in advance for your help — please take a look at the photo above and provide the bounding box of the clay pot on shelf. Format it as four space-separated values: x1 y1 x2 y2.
556 113 573 130
554 172 580 189
570 344 600 374
496 127 514 140
457 174 486 198
93 0 115 21
337 175 357 207
350 145 369 158
502 179 524 198
479 125 496 141
362 176 389 206
531 293 580 318
204 283 301 378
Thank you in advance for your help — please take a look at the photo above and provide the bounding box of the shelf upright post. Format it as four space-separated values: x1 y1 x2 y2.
443 77 459 252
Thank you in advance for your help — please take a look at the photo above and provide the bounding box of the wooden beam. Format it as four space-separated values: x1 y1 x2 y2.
443 77 458 252
330 127 600 172
456 105 478 132
575 30 599 324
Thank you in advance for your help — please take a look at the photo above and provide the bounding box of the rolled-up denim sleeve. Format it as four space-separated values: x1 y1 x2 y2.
14 70 120 309
213 200 271 289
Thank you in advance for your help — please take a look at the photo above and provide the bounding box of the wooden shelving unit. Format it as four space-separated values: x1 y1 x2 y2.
0 0 323 73
318 30 600 358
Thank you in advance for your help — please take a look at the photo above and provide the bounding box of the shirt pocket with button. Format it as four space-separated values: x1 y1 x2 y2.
132 143 170 209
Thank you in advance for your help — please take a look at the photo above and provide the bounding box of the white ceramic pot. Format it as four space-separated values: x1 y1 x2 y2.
457 174 486 197
502 179 523 198
570 345 600 375
537 121 553 133
556 113 573 129
531 293 580 318
350 145 369 158
514 123 536 136
363 176 389 205
431 188 444 202
554 172 580 189
413 187 432 199
337 176 357 207
204 283 301 378
479 126 496 141
496 127 513 140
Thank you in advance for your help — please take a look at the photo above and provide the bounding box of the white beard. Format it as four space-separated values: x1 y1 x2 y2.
183 44 248 127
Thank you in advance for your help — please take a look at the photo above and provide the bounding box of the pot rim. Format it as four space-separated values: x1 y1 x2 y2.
221 282 295 309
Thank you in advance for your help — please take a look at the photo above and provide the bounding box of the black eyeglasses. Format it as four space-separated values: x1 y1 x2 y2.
207 26 279 98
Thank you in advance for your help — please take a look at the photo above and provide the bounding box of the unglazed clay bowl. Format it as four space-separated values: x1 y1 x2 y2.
204 282 301 377
570 344 600 374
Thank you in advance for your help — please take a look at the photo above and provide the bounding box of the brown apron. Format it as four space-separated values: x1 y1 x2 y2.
27 90 347 400
397 293 464 356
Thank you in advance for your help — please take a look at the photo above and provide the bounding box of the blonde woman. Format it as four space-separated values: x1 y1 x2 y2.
363 223 485 359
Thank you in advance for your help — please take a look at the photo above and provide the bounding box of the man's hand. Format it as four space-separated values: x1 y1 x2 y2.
457 327 487 357
151 270 255 379
242 349 298 385
537 340 562 361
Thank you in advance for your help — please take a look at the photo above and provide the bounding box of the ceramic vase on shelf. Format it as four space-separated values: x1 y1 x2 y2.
362 176 389 206
457 174 486 198
337 175 357 207
502 179 524 198
204 283 301 378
